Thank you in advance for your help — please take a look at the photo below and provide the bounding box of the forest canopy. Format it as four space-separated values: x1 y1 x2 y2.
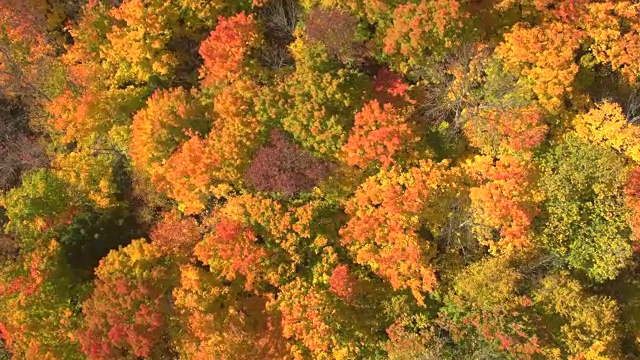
1 0 640 359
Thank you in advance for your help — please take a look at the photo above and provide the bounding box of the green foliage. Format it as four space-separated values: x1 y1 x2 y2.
537 134 633 282
2 1 640 359
1 169 75 246
281 38 371 157
534 273 622 358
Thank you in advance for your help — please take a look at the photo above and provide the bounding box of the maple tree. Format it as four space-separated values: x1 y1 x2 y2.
2 0 640 358
534 273 623 358
340 159 460 304
495 21 583 111
198 12 260 88
77 239 177 360
382 0 466 77
171 264 287 360
129 87 208 177
0 240 83 360
246 129 331 196
625 167 640 243
463 104 548 155
465 155 540 254
437 256 543 358
343 99 419 169
573 101 640 163
149 210 204 259
1 169 78 247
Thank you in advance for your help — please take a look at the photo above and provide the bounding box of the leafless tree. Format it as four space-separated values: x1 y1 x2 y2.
257 0 299 69
0 96 48 190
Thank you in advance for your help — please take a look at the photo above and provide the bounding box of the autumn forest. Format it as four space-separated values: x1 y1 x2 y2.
1 0 640 359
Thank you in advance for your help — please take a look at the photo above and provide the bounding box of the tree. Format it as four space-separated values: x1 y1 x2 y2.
153 135 219 215
465 155 540 254
382 0 466 77
48 86 147 145
77 239 177 360
343 99 419 169
274 278 375 359
149 210 204 259
171 264 287 359
1 169 77 247
198 12 260 88
495 22 582 111
0 240 84 360
194 217 268 292
305 7 364 65
534 273 622 358
52 147 121 209
463 104 548 155
625 167 640 243
437 256 543 358
573 101 640 163
129 87 208 177
339 160 460 304
582 2 640 84
280 37 370 157
153 80 267 214
537 134 633 282
246 129 331 196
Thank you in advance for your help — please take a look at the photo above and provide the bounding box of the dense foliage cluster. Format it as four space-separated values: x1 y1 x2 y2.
1 0 640 359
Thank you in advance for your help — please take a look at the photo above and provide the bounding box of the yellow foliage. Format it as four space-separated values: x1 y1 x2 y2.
573 101 640 163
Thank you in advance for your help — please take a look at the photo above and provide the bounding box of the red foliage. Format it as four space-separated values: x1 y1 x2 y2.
625 167 640 243
245 129 331 196
306 7 362 63
78 241 175 360
194 217 267 291
79 276 169 359
343 99 419 169
373 68 414 106
199 12 259 87
328 264 357 301
150 211 204 258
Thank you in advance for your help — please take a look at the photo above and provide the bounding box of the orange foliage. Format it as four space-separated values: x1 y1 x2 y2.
194 217 268 291
583 2 640 84
48 86 146 144
496 22 582 111
383 0 464 72
104 0 179 84
207 79 265 182
152 80 265 214
150 211 204 258
466 155 540 254
340 160 459 304
328 264 357 302
625 167 640 243
221 195 335 271
172 265 287 359
199 12 259 87
464 105 548 154
154 135 220 215
0 0 53 93
129 87 207 175
276 279 357 358
343 99 419 169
